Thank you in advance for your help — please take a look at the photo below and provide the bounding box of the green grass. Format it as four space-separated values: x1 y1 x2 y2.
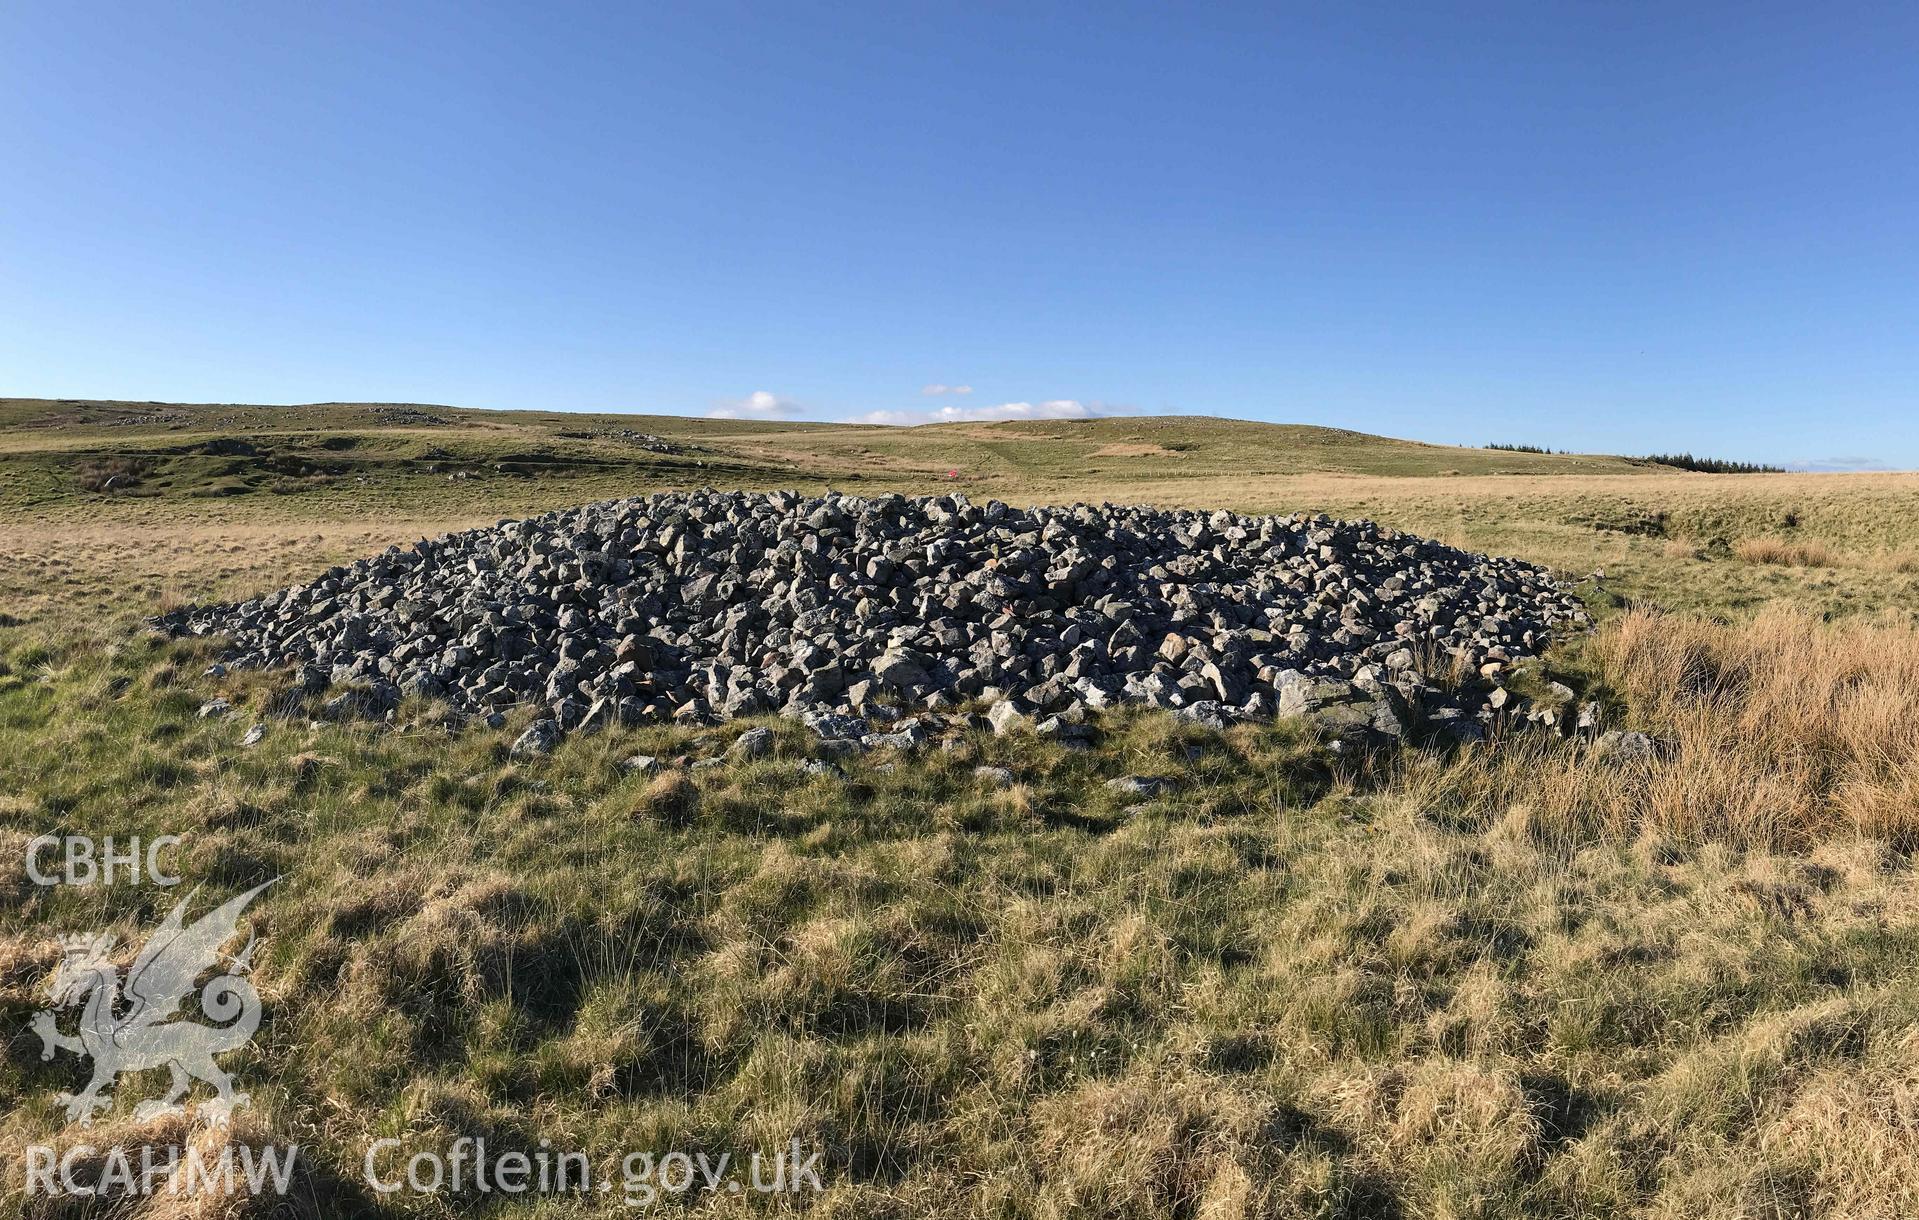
0 396 1657 517
4 402 1919 1216
5 626 1918 1216
9 397 1919 620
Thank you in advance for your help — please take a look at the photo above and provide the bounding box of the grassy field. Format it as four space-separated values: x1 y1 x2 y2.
3 400 1919 1217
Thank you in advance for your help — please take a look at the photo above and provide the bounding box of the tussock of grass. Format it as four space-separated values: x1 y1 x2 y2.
8 408 1919 1215
1734 536 1840 567
6 617 1919 1215
1661 537 1704 560
1412 607 1919 847
73 455 147 493
1882 549 1919 574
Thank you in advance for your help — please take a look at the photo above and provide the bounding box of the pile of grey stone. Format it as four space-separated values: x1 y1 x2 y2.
618 431 681 454
155 490 1589 753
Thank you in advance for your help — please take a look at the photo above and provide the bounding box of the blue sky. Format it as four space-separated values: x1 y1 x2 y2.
3 2 1916 467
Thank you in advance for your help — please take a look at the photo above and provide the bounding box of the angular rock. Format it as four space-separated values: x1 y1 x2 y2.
987 700 1027 736
1594 729 1657 762
153 490 1586 751
1174 701 1232 730
802 710 866 741
730 726 774 759
511 719 560 756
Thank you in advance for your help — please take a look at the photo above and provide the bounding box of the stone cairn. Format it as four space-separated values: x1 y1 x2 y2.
158 490 1590 755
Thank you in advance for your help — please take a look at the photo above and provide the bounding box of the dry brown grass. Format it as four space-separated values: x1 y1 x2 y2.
10 415 1919 1214
1661 537 1704 560
72 455 147 493
1734 536 1841 567
0 520 478 624
1415 606 1919 847
10 608 1919 1214
1034 1071 1337 1215
12 462 1919 625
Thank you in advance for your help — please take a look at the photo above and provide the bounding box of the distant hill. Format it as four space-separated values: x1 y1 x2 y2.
0 398 1658 491
800 414 1657 479
8 396 1915 626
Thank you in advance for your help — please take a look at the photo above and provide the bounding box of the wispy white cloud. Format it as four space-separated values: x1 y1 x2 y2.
850 399 1123 427
707 390 804 420
852 409 933 426
1785 455 1905 472
920 383 974 397
945 399 1098 422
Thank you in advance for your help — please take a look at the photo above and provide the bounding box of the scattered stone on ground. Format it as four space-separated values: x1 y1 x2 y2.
1594 729 1658 762
987 701 1027 735
729 726 774 759
1105 775 1172 798
511 719 559 756
158 489 1589 750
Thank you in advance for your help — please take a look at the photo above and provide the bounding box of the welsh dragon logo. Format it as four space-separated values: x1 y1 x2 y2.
32 879 275 1127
